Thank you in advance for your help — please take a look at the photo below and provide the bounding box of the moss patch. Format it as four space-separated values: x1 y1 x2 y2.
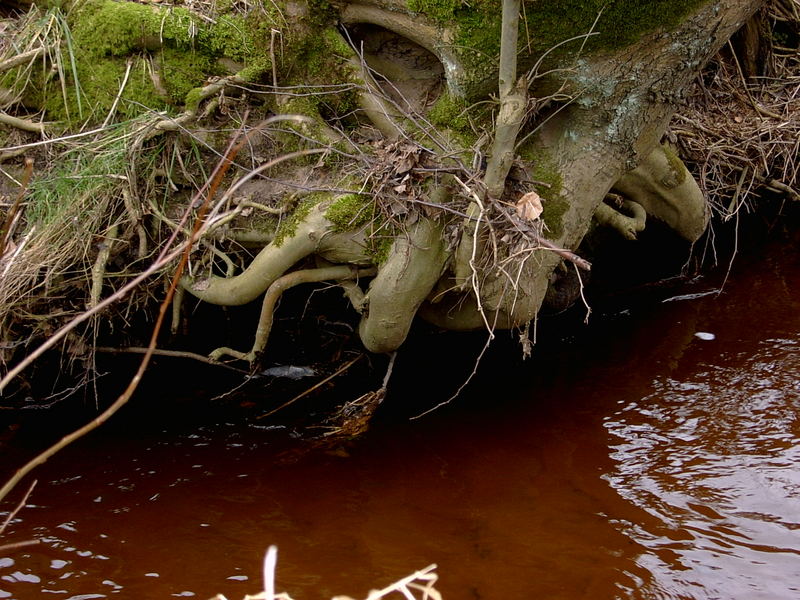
411 0 708 99
273 194 324 247
520 145 567 239
427 92 471 131
325 193 376 233
662 144 687 185
28 0 281 126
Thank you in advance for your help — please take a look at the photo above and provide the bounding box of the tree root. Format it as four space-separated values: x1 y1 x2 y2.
88 223 118 308
209 265 377 363
594 197 647 240
358 215 448 353
155 74 247 132
612 144 709 242
182 201 339 306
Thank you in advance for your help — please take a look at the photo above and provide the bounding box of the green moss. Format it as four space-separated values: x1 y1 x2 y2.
322 27 356 58
325 193 376 232
539 197 569 239
184 86 205 113
237 59 271 83
415 0 709 99
273 194 324 247
662 144 687 185
30 0 280 126
427 92 470 131
306 0 336 27
372 237 394 265
407 0 461 22
43 55 171 124
519 145 566 238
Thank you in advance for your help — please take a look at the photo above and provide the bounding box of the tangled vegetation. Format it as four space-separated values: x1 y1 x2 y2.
0 0 797 413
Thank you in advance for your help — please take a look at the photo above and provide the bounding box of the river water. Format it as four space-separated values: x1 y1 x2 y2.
1 224 798 599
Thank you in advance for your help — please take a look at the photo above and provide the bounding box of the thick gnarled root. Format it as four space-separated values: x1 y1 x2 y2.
612 143 709 242
181 200 343 306
594 198 647 240
358 216 448 353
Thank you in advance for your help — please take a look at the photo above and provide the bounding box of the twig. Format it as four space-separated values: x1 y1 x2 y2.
574 262 591 324
0 110 45 133
0 157 33 257
101 58 133 129
0 539 40 553
0 47 46 73
93 346 249 373
497 205 591 270
0 480 36 530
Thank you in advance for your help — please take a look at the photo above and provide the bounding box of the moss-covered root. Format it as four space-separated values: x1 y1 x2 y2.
594 199 647 240
611 144 709 242
358 216 449 353
181 201 338 306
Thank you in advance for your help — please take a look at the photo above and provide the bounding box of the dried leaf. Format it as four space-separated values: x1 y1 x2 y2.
388 199 409 216
396 154 416 174
516 191 543 221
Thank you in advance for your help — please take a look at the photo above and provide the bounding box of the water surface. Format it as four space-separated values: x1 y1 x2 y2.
1 230 798 599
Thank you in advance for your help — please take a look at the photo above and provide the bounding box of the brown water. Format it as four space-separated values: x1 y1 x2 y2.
1 230 799 600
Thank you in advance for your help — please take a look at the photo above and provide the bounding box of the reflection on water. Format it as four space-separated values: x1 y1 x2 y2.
0 235 799 599
606 337 800 599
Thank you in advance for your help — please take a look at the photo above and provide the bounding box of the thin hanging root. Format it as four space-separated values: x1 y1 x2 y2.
209 265 377 363
88 223 118 309
122 188 147 259
171 285 184 334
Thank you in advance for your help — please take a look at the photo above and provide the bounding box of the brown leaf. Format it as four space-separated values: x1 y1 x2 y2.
396 154 416 174
516 191 543 221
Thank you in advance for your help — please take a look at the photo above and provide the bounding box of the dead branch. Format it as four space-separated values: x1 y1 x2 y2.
0 479 36 529
0 47 45 73
0 110 45 133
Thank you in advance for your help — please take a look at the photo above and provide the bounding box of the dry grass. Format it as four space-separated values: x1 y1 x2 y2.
671 0 800 219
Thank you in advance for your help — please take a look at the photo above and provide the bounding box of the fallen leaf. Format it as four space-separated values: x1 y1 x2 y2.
396 154 416 174
516 191 543 221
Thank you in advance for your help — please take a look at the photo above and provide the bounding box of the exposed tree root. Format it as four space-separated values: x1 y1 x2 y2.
88 223 117 308
358 215 448 353
611 143 709 242
182 199 357 306
594 198 647 240
209 265 377 363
